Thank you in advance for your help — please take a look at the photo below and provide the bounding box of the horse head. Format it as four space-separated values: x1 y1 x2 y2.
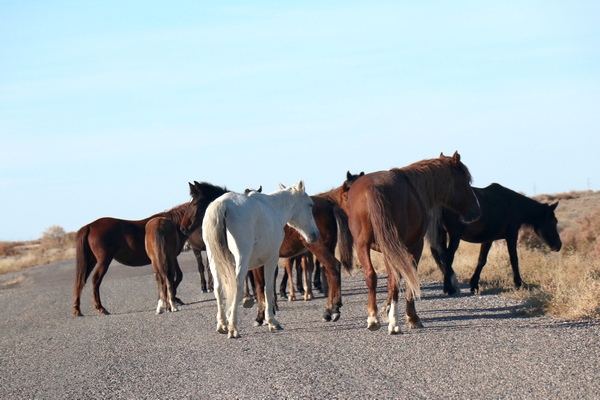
284 180 320 244
440 151 482 223
340 171 365 211
180 181 227 235
534 201 562 251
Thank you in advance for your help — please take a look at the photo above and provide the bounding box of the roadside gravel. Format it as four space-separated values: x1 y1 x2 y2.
1 252 598 399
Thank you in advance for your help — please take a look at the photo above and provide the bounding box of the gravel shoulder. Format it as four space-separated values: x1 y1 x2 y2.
1 252 598 399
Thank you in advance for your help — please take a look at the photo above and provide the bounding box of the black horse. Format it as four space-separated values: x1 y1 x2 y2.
430 183 562 295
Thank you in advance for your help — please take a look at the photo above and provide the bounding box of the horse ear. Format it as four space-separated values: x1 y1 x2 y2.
452 151 461 165
257 185 262 193
279 183 286 190
550 201 558 211
440 152 444 158
346 171 352 180
359 172 364 177
297 180 305 193
188 182 196 196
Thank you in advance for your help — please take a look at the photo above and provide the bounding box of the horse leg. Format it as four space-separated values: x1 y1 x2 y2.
296 257 304 293
355 243 379 330
279 266 289 299
442 235 461 296
313 259 323 293
470 241 493 294
207 256 227 334
73 256 97 317
285 258 297 301
252 268 266 326
243 271 257 308
302 254 314 301
263 259 283 331
91 260 111 315
172 259 184 306
168 259 180 312
380 258 402 334
506 234 522 288
193 248 208 293
404 242 424 328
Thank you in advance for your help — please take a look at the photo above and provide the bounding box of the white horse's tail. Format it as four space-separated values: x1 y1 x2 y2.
203 200 237 305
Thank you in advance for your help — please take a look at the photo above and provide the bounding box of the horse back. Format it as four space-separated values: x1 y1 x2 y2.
348 170 428 246
447 183 529 243
85 216 152 266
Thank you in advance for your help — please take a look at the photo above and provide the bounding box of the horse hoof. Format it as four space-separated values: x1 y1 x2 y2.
217 326 228 334
254 320 264 327
367 321 381 331
242 297 255 308
408 320 424 329
331 313 340 322
322 311 332 322
228 330 239 339
389 325 403 335
98 309 110 315
270 324 283 331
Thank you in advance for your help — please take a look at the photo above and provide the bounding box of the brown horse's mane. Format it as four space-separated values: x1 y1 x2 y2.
392 156 472 210
159 204 188 225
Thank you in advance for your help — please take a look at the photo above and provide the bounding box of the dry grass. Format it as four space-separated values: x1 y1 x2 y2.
417 242 600 319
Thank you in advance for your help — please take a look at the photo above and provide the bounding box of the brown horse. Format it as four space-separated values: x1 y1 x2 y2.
74 181 228 316
182 185 355 323
340 152 481 334
145 217 185 314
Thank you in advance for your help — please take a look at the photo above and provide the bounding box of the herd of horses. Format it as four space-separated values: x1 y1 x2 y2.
73 152 562 338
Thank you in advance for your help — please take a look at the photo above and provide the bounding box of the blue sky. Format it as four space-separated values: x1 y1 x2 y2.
1 1 599 241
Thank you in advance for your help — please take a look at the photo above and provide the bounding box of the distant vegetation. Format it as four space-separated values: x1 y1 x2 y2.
1 191 599 320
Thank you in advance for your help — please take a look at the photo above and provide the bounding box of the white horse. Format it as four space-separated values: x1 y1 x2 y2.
202 180 320 338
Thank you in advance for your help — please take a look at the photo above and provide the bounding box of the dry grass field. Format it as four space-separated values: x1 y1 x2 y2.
2 190 599 320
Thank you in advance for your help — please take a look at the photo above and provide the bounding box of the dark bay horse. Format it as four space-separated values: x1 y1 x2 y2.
74 181 228 316
430 183 561 295
145 217 185 314
182 185 355 323
341 152 481 334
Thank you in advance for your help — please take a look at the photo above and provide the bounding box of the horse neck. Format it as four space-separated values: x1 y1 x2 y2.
262 191 299 226
515 195 546 226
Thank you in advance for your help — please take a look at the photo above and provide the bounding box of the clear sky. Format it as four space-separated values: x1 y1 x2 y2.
1 1 599 241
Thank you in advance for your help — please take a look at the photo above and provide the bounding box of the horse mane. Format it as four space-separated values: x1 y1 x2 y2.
393 157 472 210
394 156 473 252
190 181 229 198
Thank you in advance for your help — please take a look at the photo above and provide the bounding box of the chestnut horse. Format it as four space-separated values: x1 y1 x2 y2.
183 185 356 324
145 217 185 314
74 182 228 316
430 183 561 295
340 152 481 334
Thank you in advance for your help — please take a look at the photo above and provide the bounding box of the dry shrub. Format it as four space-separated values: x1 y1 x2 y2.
0 226 76 276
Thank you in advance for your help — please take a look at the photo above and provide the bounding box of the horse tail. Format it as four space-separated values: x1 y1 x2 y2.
333 205 354 274
202 200 237 304
74 225 93 298
367 188 421 298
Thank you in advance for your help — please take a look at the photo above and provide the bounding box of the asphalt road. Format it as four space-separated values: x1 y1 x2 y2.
1 252 598 399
